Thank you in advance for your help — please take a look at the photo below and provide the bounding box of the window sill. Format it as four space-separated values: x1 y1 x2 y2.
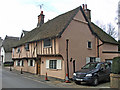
16 52 20 54
44 46 52 48
25 50 30 51
46 68 61 71
28 66 35 67
88 48 92 50
16 66 24 67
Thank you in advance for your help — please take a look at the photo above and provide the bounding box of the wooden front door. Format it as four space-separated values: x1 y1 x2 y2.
37 60 41 75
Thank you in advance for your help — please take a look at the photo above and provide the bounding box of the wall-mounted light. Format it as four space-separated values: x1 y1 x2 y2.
70 58 72 62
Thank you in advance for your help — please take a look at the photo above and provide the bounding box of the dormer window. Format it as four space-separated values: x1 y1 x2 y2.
44 39 52 47
25 43 29 51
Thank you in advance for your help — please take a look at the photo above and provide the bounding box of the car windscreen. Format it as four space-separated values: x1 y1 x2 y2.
82 63 100 69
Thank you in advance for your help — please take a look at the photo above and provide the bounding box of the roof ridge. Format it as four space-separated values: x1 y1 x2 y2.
13 6 81 47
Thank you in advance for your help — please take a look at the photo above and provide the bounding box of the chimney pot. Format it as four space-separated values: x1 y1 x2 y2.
85 4 87 10
82 4 85 9
41 11 43 14
82 4 91 21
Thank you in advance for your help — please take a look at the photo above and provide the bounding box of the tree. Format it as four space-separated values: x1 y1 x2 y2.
95 21 117 39
107 23 117 38
95 21 106 31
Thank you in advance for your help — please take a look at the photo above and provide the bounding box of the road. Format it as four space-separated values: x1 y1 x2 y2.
1 67 111 89
2 67 57 88
0 65 2 89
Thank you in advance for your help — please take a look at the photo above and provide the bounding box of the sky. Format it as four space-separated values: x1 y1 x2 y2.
0 0 119 40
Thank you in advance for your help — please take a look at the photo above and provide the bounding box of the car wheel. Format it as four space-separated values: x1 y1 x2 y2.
75 81 81 85
93 77 99 86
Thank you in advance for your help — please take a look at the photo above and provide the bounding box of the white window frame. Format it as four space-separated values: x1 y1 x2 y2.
16 60 20 66
16 60 18 66
17 47 21 53
86 57 90 64
49 60 57 69
43 39 52 48
46 60 49 69
46 60 62 70
25 43 29 51
12 48 14 54
87 41 92 49
57 60 62 69
28 60 35 67
20 60 24 66
86 57 101 64
96 58 101 62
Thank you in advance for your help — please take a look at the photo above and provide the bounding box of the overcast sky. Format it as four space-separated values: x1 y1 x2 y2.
0 0 119 39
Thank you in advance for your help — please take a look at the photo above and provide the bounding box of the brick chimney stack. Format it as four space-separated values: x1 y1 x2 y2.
82 4 91 21
37 11 45 27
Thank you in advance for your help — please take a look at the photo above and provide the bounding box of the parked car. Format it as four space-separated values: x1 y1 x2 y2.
73 62 110 86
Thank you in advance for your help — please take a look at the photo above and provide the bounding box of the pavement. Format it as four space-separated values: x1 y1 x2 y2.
3 66 110 88
0 64 2 89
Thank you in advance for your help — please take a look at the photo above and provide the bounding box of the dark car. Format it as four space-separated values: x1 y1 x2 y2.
73 62 110 86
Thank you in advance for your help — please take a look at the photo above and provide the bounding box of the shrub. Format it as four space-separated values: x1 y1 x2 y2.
111 57 120 74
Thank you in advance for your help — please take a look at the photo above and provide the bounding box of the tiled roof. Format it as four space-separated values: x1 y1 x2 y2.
90 23 118 45
23 30 29 35
13 6 118 47
13 7 79 47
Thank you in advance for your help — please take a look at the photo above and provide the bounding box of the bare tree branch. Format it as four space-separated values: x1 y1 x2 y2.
95 21 117 39
107 23 117 38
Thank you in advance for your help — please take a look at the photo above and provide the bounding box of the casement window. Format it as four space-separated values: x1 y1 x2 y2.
28 60 35 67
49 60 57 69
46 60 62 69
20 60 24 66
16 60 20 66
25 43 29 51
16 61 18 66
17 47 20 53
87 41 92 49
44 39 52 47
86 57 101 64
12 48 14 54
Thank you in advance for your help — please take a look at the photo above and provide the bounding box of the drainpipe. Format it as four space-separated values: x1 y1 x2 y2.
66 39 69 79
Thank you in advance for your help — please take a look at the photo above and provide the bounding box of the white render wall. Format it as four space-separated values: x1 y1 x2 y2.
5 52 13 62
1 47 5 63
